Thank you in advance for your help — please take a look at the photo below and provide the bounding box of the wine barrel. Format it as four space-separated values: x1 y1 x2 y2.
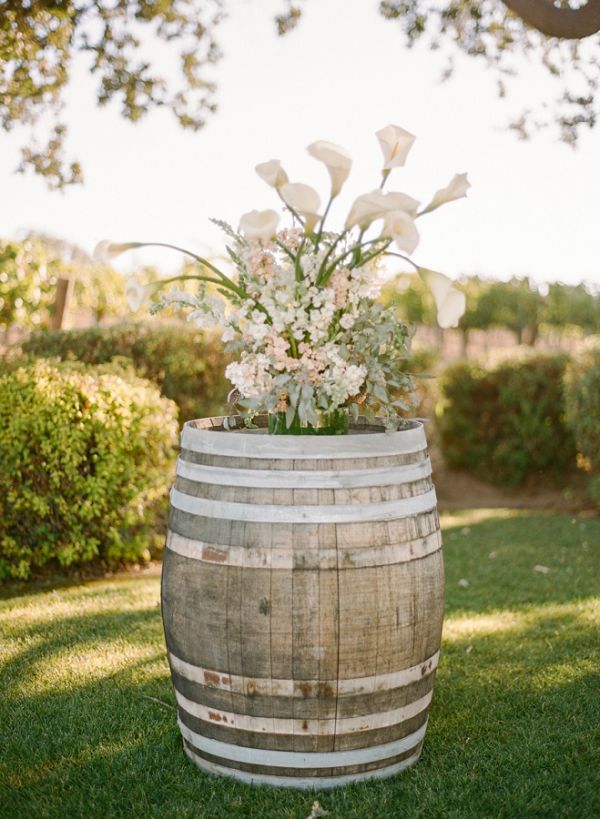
161 416 444 789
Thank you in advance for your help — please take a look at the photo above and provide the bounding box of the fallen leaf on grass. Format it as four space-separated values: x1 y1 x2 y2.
533 564 550 574
307 801 329 818
458 578 470 588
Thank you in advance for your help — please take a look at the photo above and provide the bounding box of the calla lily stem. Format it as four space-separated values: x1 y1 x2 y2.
382 251 420 272
315 195 335 248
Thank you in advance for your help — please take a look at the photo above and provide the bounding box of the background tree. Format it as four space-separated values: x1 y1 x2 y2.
381 273 437 326
1 0 224 189
25 234 132 324
0 239 60 338
1 0 599 190
456 276 499 353
542 281 599 334
486 276 544 344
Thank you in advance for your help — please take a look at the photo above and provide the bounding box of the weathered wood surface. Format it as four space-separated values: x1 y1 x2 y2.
161 416 444 788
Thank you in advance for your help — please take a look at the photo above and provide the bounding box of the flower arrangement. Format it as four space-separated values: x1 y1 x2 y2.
95 124 469 434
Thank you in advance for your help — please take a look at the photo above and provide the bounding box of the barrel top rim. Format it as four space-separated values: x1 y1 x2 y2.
179 415 427 459
184 415 424 437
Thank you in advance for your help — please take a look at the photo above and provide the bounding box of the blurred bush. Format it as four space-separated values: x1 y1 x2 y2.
564 338 600 507
398 345 440 416
22 322 231 421
436 353 576 486
0 358 178 579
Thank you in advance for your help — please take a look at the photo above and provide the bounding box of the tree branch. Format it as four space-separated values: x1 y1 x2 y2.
502 0 600 39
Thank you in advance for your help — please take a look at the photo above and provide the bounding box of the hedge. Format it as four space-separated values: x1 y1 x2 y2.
564 338 600 507
22 322 231 422
0 359 178 579
436 353 576 486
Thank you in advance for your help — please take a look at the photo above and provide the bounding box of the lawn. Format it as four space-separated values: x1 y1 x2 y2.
1 509 598 819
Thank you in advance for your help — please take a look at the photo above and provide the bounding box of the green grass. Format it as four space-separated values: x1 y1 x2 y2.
1 509 598 819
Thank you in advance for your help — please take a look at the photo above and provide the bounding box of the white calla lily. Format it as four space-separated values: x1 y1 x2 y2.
423 173 471 214
94 240 143 264
417 268 466 328
383 192 420 218
382 210 420 255
280 182 321 232
125 276 148 312
345 190 419 230
255 160 289 189
306 140 352 197
376 124 416 170
239 209 280 241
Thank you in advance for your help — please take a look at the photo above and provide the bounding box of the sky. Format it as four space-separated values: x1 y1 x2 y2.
1 0 598 286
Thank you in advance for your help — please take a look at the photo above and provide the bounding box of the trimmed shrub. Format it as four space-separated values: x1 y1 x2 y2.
0 359 178 579
22 322 231 422
564 338 600 507
436 354 576 486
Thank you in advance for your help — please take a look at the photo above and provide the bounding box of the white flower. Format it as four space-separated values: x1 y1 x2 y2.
382 210 420 255
165 286 197 306
187 309 215 329
186 296 224 329
417 267 467 328
306 140 352 197
423 173 471 214
221 324 236 342
125 276 147 312
245 309 270 342
345 190 419 230
385 192 420 217
239 209 279 241
94 241 143 264
255 159 289 189
376 124 416 170
280 182 321 232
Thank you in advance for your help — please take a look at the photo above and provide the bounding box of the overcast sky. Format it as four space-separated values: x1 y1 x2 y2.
1 0 598 286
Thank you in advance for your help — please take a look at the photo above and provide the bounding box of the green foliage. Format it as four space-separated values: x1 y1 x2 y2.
2 3 598 190
1 1 223 188
564 338 600 507
22 321 231 421
0 359 178 579
544 282 599 334
70 262 129 323
436 353 576 486
22 233 147 324
381 274 437 326
396 345 439 416
485 277 545 344
0 238 60 331
0 233 130 332
456 276 497 338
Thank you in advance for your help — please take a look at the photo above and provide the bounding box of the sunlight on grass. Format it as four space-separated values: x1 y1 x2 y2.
3 579 160 627
444 610 521 638
440 507 538 528
444 599 598 642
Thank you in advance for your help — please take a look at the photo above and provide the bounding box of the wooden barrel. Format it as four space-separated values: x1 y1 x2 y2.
161 416 444 789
